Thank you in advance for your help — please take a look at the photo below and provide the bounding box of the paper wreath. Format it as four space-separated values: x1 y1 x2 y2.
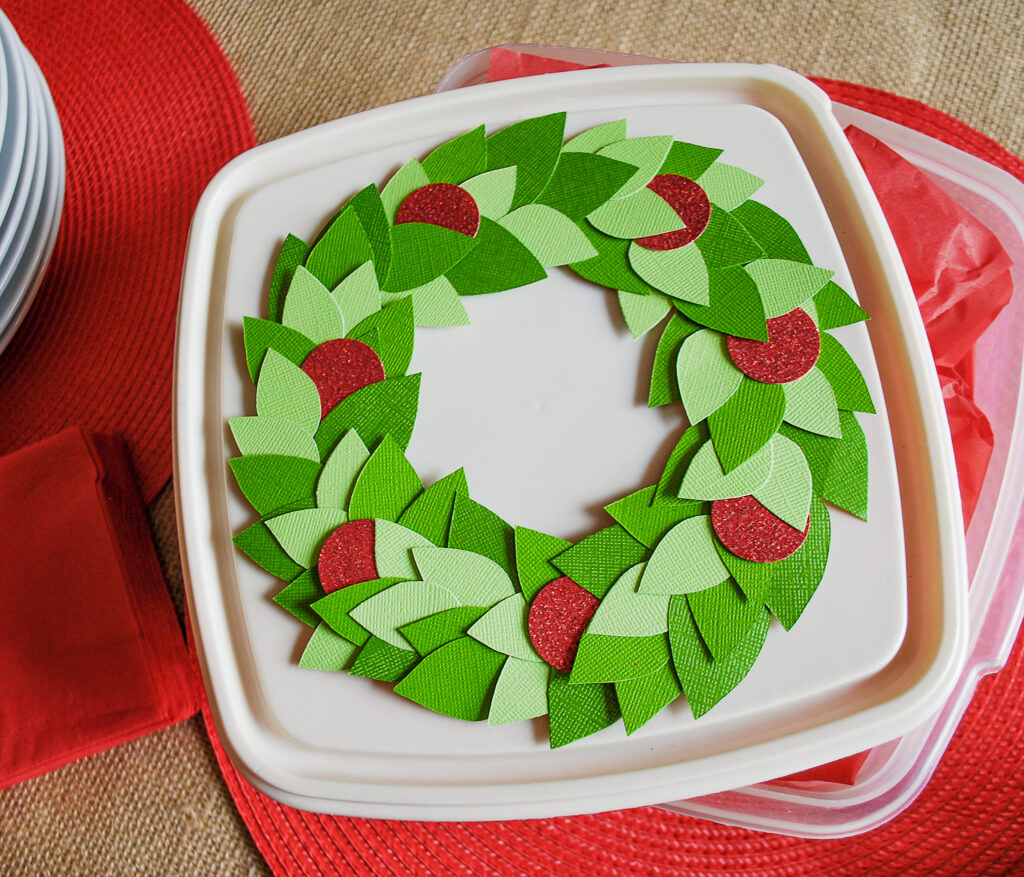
230 113 874 748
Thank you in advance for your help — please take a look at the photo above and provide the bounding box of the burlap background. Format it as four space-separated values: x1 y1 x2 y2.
1 1 1022 874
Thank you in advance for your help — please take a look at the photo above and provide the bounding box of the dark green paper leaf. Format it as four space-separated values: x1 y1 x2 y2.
272 570 323 627
398 469 469 545
708 379 786 472
229 455 321 517
393 636 505 720
267 234 311 323
548 670 620 748
813 281 869 329
306 207 373 290
514 527 572 603
243 317 316 383
349 636 419 682
569 633 671 684
383 222 478 292
695 205 765 269
658 141 723 180
312 577 403 646
400 606 489 655
233 520 304 581
568 222 656 296
686 578 763 661
348 184 392 285
654 423 709 506
552 525 649 599
535 152 638 221
817 333 876 413
763 498 831 629
615 662 682 734
648 312 701 407
347 435 423 522
485 112 566 209
448 493 516 580
445 217 547 296
421 125 487 184
730 200 812 264
350 295 415 379
675 265 769 341
605 485 705 548
314 373 421 459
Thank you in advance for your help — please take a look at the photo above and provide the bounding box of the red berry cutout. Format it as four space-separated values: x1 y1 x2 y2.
395 183 481 236
711 496 809 563
318 520 378 594
301 338 386 419
726 309 821 384
634 174 712 250
528 577 600 672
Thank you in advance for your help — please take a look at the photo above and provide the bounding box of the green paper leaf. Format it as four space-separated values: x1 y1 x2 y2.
447 493 516 580
347 435 423 522
272 570 323 628
314 372 421 459
514 527 572 603
687 578 764 662
547 671 620 748
817 332 875 413
696 162 764 211
597 136 673 198
708 378 786 472
553 525 649 600
375 521 433 580
421 125 486 184
256 350 321 436
347 185 392 285
498 204 597 267
752 434 813 529
265 507 347 568
587 187 686 239
669 593 770 717
349 296 415 378
488 657 550 725
229 455 320 518
349 636 418 682
615 663 681 734
243 317 316 384
468 593 541 660
331 261 382 329
568 223 656 296
229 416 320 462
460 167 517 220
605 486 705 548
570 633 670 683
638 516 730 595
234 520 304 581
350 579 460 649
412 545 516 606
535 152 637 221
813 281 869 329
444 217 547 296
648 313 701 407
675 265 769 342
398 468 469 545
587 563 670 637
629 241 710 305
694 205 765 269
306 207 373 291
563 120 628 153
658 141 723 179
384 222 477 292
485 112 566 209
746 259 835 319
618 289 672 339
782 414 869 520
298 623 357 671
764 498 831 629
393 637 506 720
312 577 402 645
730 200 811 264
679 435 773 500
381 158 430 223
713 539 774 603
654 423 708 506
267 234 311 324
316 429 370 511
400 606 488 656
676 328 744 423
782 367 842 437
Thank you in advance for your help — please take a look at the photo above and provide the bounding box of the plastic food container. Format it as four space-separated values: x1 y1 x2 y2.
439 45 1024 836
175 62 968 821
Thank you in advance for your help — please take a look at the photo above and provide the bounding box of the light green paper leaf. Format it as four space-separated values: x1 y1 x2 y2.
638 516 730 595
350 580 460 650
460 167 517 220
696 162 764 211
315 429 370 510
255 350 321 436
783 367 842 437
745 259 835 319
618 289 672 339
597 136 674 198
488 657 549 725
229 416 320 462
381 158 430 223
679 436 773 500
382 275 470 327
498 204 597 267
412 546 516 607
563 120 628 153
467 593 541 661
751 434 814 529
312 577 402 645
587 563 670 637
374 520 433 580
266 508 348 567
676 329 744 423
332 261 381 329
629 242 710 305
587 187 686 239
298 623 358 671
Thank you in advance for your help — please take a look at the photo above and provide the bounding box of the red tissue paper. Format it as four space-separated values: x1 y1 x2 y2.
0 429 199 790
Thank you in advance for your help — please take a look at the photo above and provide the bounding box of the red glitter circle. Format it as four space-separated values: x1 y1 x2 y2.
317 520 378 594
726 309 821 384
711 496 809 563
301 338 386 419
634 174 712 250
527 577 600 672
395 183 481 236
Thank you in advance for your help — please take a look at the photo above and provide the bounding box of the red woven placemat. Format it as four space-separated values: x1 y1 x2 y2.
200 81 1024 875
0 0 255 502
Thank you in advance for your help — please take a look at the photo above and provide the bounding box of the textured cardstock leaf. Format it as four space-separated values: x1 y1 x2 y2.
654 423 708 506
421 124 486 184
468 593 541 660
587 563 670 637
696 162 764 211
659 140 723 179
746 259 835 319
676 265 769 341
587 187 686 239
314 373 421 459
817 332 875 413
347 435 423 523
298 623 358 671
569 223 657 297
312 577 402 645
563 120 628 153
680 435 773 500
316 429 369 510
605 486 705 548
350 580 460 649
234 520 304 581
823 411 869 519
382 275 470 327
553 526 649 600
347 185 392 285
460 167 517 220
813 281 870 329
447 493 516 580
445 216 547 296
243 317 316 384
398 468 468 545
638 516 730 595
229 455 320 518
783 367 842 437
306 207 373 291
394 636 506 720
384 222 478 292
708 378 786 472
256 349 321 436
514 526 572 603
266 507 347 568
331 261 382 329
485 112 566 209
272 570 323 628
570 633 670 683
730 200 811 264
629 242 710 305
535 152 637 221
686 578 764 663
412 545 516 606
615 662 681 734
400 606 488 656
499 204 597 266
598 137 673 198
648 313 701 407
374 521 433 581
230 416 320 462
267 234 311 324
381 158 430 224
752 434 813 529
764 498 831 629
676 328 744 423
488 657 550 725
618 289 672 339
548 671 620 748
349 636 419 682
713 538 773 603
350 295 415 378
695 205 765 269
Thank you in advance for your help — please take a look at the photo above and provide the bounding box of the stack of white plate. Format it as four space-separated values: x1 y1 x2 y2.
0 10 65 355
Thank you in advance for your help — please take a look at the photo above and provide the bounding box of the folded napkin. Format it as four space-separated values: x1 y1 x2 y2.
0 429 199 789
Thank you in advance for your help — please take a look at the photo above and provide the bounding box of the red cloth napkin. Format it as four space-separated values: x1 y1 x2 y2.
0 429 199 789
